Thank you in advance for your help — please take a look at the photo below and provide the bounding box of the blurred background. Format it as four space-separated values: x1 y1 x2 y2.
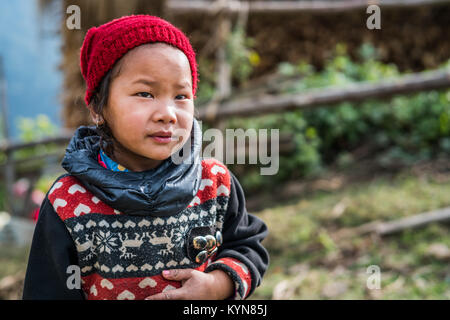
0 0 449 299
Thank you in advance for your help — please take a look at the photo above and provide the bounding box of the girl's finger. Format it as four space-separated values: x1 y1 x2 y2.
145 288 186 300
162 268 194 281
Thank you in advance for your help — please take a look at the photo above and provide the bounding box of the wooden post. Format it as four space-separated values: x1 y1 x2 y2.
0 56 15 216
200 0 234 162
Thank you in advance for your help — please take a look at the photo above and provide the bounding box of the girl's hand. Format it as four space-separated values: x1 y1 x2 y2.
145 268 234 300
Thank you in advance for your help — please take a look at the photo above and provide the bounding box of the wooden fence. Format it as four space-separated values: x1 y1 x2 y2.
1 0 450 217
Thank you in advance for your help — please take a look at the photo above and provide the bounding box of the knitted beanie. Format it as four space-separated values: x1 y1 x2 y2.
80 14 198 106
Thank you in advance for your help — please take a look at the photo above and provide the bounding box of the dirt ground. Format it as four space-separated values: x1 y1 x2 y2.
0 271 25 300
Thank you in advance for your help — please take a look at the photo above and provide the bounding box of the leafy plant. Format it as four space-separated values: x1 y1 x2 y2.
195 23 259 105
227 43 450 192
226 24 259 84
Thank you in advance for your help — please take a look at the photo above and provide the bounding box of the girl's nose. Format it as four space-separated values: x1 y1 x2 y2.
152 102 177 124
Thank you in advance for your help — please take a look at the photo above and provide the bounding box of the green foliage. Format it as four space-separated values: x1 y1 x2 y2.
1 115 59 166
0 115 61 212
17 114 57 142
226 24 259 84
13 114 59 163
195 57 217 106
227 109 322 192
35 172 61 194
195 24 258 104
230 43 450 192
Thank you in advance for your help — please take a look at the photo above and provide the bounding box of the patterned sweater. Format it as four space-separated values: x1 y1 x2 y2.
23 158 269 300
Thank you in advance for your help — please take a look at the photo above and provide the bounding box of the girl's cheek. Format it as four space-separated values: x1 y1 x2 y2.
109 107 147 134
114 97 148 118
121 113 147 132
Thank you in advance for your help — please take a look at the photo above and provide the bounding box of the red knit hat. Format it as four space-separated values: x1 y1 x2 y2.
80 14 198 106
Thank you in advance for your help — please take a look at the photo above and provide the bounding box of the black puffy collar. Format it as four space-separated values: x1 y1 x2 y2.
61 119 203 217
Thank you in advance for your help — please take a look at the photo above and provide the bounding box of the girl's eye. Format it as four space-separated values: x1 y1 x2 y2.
176 94 187 100
136 92 153 98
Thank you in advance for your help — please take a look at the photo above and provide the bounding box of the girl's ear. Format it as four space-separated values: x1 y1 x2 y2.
87 106 104 126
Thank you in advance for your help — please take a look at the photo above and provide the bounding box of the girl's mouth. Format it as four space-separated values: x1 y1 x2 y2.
148 131 175 144
150 135 173 143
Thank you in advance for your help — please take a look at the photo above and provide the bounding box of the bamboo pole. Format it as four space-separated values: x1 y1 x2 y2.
0 131 73 153
376 207 450 236
198 69 450 121
167 0 450 15
0 150 66 171
336 206 450 238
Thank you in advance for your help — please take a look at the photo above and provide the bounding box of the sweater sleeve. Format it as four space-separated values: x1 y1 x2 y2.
22 196 85 300
205 171 269 299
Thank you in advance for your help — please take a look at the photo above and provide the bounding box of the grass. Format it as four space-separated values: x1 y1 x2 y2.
250 168 450 299
0 246 29 280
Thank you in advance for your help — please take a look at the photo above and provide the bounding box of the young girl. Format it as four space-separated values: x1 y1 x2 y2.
23 15 269 300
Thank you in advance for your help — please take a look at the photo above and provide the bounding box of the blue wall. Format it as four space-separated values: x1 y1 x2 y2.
0 0 62 138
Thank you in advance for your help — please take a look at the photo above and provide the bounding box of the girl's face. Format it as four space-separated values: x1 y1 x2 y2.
100 43 195 172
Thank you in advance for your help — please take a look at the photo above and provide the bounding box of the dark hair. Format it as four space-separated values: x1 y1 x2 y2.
88 67 120 157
